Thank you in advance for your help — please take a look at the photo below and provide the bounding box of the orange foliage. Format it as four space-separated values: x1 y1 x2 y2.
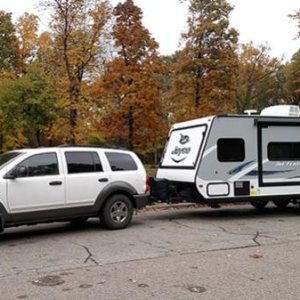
16 13 39 74
167 0 238 122
93 0 167 153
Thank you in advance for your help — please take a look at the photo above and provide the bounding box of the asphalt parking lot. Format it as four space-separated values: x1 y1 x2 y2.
1 203 300 300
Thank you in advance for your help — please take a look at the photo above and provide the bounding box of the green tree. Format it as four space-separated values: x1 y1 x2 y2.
285 50 300 104
168 0 238 122
236 43 282 113
286 11 300 104
0 63 58 150
0 11 19 73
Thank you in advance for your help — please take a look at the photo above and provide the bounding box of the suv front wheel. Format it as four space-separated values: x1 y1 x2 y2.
100 194 133 230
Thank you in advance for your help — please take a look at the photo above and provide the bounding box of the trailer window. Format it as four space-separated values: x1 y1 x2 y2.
268 142 300 161
217 139 245 162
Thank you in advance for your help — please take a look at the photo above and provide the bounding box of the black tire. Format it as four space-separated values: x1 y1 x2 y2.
273 199 290 208
70 217 88 226
0 216 3 233
250 199 269 209
100 194 133 230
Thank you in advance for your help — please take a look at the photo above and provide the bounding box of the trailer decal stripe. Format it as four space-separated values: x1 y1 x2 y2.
228 159 268 181
202 145 216 158
246 169 295 176
228 160 254 175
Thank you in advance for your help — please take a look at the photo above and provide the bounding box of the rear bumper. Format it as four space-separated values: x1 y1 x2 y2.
133 194 149 209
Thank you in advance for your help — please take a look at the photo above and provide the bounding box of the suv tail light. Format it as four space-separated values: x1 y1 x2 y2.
145 175 150 193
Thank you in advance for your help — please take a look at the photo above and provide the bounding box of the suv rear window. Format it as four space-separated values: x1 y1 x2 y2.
105 152 138 171
65 152 103 174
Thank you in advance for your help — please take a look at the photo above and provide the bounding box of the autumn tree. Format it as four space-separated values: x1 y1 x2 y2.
160 53 179 98
15 13 39 74
285 50 300 104
42 0 111 143
285 11 300 104
167 0 238 122
95 0 166 154
236 43 283 113
0 11 18 73
290 10 300 38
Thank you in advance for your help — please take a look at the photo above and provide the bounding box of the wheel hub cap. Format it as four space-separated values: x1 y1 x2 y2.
110 201 128 223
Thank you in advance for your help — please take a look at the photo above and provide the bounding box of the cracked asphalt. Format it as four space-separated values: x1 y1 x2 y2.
1 203 300 299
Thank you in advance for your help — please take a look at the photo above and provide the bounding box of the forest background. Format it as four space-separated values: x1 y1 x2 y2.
0 0 299 163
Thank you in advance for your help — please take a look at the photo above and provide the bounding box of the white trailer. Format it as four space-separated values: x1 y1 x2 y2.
150 105 300 208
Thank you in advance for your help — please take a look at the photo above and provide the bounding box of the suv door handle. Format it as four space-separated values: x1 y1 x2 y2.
49 181 62 186
98 178 109 182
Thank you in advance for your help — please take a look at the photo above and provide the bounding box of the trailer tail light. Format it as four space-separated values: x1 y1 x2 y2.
145 175 150 193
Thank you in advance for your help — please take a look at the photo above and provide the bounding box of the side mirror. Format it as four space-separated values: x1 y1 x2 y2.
4 166 28 179
16 166 28 178
4 169 17 179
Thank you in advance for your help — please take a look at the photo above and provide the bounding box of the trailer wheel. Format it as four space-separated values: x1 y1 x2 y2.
0 215 3 233
273 199 290 208
250 199 268 209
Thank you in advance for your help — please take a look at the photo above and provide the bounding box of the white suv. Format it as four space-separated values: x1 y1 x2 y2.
0 146 149 231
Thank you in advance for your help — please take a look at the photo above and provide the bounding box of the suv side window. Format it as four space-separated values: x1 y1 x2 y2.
16 153 59 177
65 151 103 174
105 152 138 171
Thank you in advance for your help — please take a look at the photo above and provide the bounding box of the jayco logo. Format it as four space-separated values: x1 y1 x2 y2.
171 134 191 163
179 134 190 145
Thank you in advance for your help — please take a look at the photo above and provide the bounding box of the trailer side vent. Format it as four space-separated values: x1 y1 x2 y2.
234 181 250 196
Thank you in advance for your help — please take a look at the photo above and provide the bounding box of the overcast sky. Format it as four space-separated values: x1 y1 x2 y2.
0 0 299 60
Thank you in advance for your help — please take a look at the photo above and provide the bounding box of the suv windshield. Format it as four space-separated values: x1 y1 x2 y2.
0 152 23 170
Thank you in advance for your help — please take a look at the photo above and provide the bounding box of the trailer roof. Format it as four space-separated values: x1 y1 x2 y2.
170 114 300 130
171 116 214 130
216 114 300 121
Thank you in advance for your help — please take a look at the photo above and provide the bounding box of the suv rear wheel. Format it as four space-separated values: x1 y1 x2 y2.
100 194 133 230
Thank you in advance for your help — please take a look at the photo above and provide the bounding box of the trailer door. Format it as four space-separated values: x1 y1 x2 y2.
257 120 300 187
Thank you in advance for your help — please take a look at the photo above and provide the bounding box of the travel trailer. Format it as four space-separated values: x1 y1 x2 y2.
150 105 300 208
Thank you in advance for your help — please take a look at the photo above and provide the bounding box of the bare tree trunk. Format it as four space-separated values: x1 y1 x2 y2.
195 80 201 108
0 121 3 152
69 107 77 144
154 148 158 165
68 80 80 144
194 62 203 109
36 130 41 147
